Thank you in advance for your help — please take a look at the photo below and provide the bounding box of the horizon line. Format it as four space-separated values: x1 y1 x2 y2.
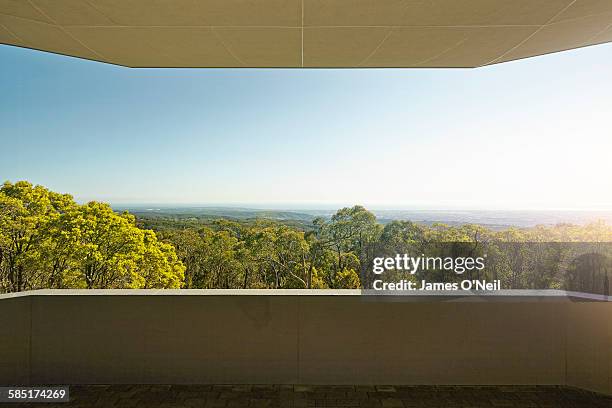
104 203 612 213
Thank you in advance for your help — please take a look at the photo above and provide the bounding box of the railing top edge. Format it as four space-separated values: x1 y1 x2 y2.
0 289 609 302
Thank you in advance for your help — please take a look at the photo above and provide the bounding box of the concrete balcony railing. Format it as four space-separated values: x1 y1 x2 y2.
0 290 610 396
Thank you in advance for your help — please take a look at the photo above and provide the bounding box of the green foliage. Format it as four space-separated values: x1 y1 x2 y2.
335 268 361 289
2 181 611 293
0 181 184 292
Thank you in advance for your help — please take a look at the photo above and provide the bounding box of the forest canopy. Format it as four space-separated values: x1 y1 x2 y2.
0 181 184 292
1 181 611 294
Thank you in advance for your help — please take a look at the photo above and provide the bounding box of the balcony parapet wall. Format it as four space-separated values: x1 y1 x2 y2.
0 290 610 395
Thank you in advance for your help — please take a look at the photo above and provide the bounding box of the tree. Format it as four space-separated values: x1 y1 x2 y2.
132 230 185 289
199 229 241 289
158 228 203 288
0 181 184 292
0 181 75 292
60 202 185 289
250 225 311 289
314 206 380 288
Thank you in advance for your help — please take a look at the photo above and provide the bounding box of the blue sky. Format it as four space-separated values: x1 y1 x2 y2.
1 43 611 210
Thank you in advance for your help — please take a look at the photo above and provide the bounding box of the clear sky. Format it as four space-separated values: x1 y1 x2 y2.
1 43 611 210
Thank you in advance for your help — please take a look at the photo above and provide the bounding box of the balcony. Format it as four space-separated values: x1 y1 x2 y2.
1 289 610 401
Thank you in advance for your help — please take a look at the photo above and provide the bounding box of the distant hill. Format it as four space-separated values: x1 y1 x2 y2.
114 205 612 230
114 206 317 230
119 206 316 222
372 209 612 229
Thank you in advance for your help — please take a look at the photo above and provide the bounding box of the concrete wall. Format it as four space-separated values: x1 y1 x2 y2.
0 295 30 385
0 291 609 395
566 302 611 395
297 297 566 385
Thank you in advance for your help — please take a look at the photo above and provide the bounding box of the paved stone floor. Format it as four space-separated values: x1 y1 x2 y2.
6 385 611 408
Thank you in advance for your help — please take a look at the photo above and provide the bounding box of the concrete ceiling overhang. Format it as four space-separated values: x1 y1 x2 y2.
1 0 611 68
